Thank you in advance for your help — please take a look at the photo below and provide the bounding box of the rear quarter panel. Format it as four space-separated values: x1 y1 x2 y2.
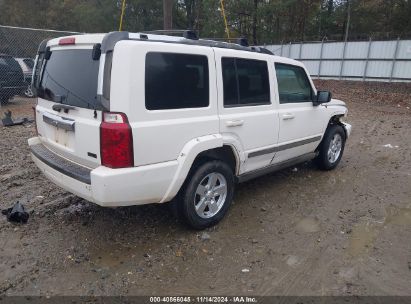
110 41 219 166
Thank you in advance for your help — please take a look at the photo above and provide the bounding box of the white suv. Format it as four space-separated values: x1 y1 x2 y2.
29 31 351 229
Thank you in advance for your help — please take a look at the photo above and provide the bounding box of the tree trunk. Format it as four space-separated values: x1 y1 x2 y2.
185 0 195 29
163 0 173 30
252 0 258 45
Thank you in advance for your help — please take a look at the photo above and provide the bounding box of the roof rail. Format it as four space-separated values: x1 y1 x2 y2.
142 29 198 40
101 31 273 55
202 37 249 47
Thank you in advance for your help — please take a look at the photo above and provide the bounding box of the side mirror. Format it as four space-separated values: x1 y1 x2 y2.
314 91 332 106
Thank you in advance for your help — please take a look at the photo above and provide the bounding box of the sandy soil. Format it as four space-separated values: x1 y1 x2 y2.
0 81 410 296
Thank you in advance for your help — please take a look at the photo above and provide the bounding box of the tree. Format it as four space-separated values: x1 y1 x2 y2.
1 0 410 44
164 0 173 30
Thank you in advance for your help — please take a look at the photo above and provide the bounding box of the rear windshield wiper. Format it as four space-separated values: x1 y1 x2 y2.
52 104 76 113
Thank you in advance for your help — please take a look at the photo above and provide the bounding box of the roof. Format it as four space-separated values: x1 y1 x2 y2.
46 31 274 56
43 31 306 67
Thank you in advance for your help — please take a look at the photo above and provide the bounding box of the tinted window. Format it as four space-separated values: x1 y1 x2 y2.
39 50 101 109
0 56 21 72
145 52 209 110
222 58 238 106
275 63 312 104
222 58 270 107
0 56 23 86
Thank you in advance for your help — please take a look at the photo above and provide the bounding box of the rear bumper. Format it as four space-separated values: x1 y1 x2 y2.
28 137 178 207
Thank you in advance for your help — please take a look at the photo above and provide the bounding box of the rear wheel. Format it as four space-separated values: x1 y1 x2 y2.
175 160 234 230
315 124 346 170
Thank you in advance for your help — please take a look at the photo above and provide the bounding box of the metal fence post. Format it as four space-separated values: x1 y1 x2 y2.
363 37 372 82
280 40 283 56
288 42 292 58
390 37 400 82
298 41 303 60
318 38 325 79
339 39 347 80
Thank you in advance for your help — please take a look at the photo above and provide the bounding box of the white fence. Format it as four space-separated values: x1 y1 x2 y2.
265 39 411 82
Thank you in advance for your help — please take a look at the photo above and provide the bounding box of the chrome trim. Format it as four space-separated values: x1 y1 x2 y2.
42 111 75 132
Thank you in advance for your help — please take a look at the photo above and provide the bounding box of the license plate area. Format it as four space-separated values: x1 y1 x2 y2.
42 112 76 149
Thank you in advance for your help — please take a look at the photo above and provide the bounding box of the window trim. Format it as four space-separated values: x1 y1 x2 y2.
274 62 314 105
144 51 210 111
222 57 271 108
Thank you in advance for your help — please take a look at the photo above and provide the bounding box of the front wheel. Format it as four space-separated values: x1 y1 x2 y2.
315 124 346 170
176 160 235 230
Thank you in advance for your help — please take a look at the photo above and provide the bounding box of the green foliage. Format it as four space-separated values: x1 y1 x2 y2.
0 0 410 43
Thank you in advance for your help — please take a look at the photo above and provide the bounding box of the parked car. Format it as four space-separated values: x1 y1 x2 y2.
28 32 351 229
15 57 35 97
0 54 26 104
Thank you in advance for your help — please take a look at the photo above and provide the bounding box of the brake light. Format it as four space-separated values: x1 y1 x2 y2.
59 37 76 45
100 112 134 168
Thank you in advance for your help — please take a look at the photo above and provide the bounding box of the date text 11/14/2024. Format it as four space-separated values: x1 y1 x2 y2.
149 296 258 303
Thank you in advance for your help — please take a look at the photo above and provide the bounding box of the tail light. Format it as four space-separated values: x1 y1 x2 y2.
100 112 134 168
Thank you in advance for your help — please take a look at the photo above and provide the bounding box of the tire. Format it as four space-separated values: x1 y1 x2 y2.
24 85 34 98
315 124 346 171
175 160 235 230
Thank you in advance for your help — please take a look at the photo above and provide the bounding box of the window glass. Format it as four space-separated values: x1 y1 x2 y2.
222 58 238 106
145 52 209 110
275 63 312 104
222 57 270 107
39 50 101 109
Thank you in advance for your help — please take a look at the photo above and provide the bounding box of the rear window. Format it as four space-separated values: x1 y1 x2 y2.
145 52 209 110
38 49 101 109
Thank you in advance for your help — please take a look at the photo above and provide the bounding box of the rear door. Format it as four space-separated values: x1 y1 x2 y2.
34 37 104 168
214 49 279 174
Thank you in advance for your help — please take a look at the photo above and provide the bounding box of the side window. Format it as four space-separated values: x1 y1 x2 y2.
145 52 209 110
222 57 270 107
275 63 313 104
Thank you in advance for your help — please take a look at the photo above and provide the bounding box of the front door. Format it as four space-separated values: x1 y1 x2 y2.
273 63 324 164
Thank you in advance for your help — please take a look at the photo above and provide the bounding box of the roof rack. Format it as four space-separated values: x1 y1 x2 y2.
101 31 273 55
202 37 249 47
142 30 199 40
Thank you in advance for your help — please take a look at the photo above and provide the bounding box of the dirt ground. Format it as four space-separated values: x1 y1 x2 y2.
0 80 410 296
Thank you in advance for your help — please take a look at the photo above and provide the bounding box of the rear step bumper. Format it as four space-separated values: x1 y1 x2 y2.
30 143 91 184
28 137 179 207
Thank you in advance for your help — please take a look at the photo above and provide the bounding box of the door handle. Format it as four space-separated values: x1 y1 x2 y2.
226 119 244 127
282 113 295 120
